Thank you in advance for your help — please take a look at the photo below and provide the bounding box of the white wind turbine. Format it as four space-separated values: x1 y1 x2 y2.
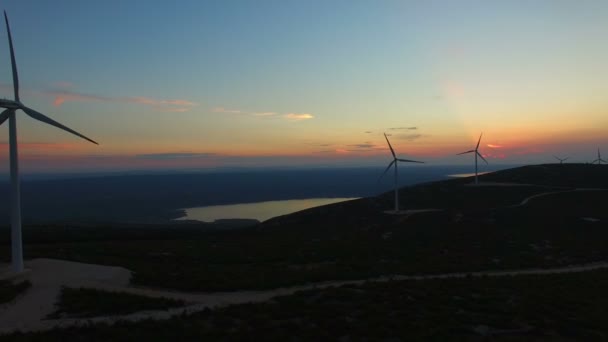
379 133 423 212
457 133 487 185
553 156 568 164
591 148 606 165
0 11 98 273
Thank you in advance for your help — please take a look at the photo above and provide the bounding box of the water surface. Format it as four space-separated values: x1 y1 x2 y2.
448 172 490 178
178 198 357 222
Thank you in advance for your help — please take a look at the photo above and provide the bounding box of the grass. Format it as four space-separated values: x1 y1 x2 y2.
48 287 186 319
0 280 31 304
5 270 608 341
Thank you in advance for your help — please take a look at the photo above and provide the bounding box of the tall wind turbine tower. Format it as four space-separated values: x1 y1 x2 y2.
591 148 606 165
0 12 98 273
379 133 423 212
457 133 488 184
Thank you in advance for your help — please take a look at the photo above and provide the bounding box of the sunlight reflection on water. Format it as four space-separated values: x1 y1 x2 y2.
177 198 358 222
448 172 490 178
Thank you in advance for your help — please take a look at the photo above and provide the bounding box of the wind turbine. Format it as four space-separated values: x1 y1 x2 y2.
457 133 487 184
379 133 423 212
553 156 568 164
591 148 606 165
0 11 98 273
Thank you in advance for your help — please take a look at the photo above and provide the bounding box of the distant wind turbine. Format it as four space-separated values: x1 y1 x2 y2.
553 156 568 164
0 11 98 273
591 148 606 165
457 133 488 184
379 133 423 212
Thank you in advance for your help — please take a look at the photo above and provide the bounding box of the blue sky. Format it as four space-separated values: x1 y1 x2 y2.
0 0 607 172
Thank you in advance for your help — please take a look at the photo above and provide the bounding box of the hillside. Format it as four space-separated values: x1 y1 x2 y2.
2 164 605 292
2 163 608 340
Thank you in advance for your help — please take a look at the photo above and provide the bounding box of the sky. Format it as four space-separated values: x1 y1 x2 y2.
0 0 607 173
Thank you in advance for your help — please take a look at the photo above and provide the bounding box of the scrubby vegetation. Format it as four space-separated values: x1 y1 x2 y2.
48 287 185 319
0 280 31 304
5 270 608 341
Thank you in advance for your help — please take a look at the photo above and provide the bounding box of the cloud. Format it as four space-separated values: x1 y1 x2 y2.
345 142 387 153
50 91 110 107
129 97 197 107
0 141 80 151
389 127 417 130
284 113 314 121
305 142 334 147
487 144 503 148
136 152 217 160
213 107 308 120
347 143 374 149
11 84 201 112
364 131 373 134
394 133 425 141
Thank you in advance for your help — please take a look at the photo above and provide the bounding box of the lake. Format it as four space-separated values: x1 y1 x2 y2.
448 172 490 178
177 197 358 222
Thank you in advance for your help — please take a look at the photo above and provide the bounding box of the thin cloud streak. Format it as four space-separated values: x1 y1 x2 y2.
136 152 217 160
50 90 198 112
213 107 313 121
389 127 417 130
0 83 199 112
0 141 81 151
393 133 426 141
284 113 314 121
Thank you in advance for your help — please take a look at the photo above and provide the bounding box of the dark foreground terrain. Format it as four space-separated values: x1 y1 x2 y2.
4 270 608 341
1 164 607 340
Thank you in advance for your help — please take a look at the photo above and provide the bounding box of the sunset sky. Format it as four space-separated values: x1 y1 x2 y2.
0 0 607 173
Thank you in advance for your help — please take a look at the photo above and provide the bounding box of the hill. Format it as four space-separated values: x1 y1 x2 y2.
0 166 475 223
2 163 608 340
2 164 605 291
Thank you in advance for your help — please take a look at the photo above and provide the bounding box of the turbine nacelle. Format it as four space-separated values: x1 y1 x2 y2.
0 98 20 109
379 133 424 182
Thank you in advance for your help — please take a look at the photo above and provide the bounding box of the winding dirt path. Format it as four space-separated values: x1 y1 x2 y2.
2 258 608 334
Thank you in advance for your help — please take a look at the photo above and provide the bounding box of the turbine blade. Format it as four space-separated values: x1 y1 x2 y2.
384 133 396 158
476 132 483 150
553 155 560 161
477 151 488 164
0 108 11 126
21 106 98 145
4 12 19 102
563 157 568 162
397 158 424 164
456 150 475 155
378 160 396 183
